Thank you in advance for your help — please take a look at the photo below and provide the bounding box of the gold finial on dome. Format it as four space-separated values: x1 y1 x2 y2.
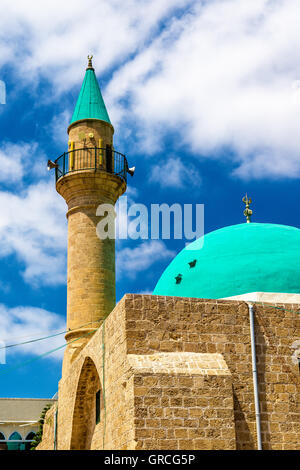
242 194 253 223
87 55 94 69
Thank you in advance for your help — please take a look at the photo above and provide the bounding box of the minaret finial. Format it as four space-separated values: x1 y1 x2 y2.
87 55 94 70
242 194 253 223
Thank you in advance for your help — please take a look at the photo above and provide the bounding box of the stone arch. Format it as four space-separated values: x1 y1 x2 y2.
7 432 23 450
70 356 101 450
25 431 36 451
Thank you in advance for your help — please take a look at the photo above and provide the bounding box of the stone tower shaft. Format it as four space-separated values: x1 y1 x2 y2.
53 59 128 368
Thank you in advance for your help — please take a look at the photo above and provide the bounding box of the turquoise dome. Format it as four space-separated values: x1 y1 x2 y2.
153 223 300 299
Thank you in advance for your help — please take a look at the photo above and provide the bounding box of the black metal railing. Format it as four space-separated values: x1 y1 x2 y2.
54 147 128 183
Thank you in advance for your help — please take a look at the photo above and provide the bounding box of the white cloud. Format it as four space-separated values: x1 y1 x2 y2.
150 157 201 188
1 1 300 181
136 289 153 295
0 141 48 185
106 0 300 179
0 304 65 360
0 142 38 183
0 143 24 182
0 180 67 286
116 240 175 279
0 0 188 93
115 185 139 241
126 186 139 200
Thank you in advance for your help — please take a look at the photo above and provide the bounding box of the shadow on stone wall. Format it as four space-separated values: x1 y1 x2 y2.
255 309 271 450
233 390 255 450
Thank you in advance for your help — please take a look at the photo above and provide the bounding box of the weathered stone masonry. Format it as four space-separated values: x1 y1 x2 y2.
38 294 300 450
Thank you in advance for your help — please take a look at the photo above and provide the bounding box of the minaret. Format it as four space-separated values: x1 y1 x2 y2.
51 57 128 369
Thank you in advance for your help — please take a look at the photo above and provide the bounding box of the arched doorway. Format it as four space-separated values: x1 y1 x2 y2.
7 432 24 450
70 357 101 450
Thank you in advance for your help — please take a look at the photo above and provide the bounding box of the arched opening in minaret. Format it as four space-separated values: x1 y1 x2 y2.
70 356 102 450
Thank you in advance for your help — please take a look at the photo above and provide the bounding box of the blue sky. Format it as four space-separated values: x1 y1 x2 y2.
1 0 300 398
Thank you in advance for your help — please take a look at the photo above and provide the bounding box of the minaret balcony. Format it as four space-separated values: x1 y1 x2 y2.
53 147 129 183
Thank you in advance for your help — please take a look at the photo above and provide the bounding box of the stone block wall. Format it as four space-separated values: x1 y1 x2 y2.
128 352 235 450
55 298 137 450
122 295 299 450
38 294 300 450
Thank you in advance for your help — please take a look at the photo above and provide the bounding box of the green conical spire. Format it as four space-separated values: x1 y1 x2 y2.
70 56 111 125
